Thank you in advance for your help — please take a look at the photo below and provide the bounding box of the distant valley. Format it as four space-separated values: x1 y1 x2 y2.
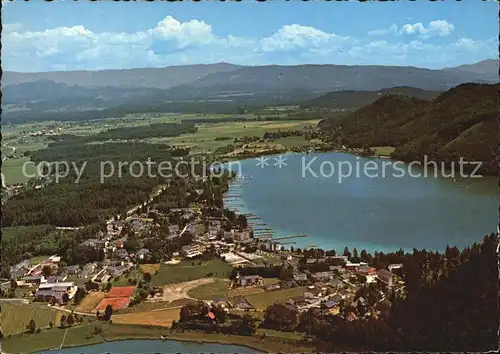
2 60 498 124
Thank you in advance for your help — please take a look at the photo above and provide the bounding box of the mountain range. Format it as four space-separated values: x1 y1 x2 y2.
2 59 498 123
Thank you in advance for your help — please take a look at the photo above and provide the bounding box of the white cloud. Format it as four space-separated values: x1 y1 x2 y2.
369 20 454 39
1 17 493 72
400 20 454 38
151 16 215 48
368 24 398 36
260 24 348 52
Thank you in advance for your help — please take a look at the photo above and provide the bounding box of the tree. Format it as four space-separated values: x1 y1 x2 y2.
60 315 67 328
143 272 152 282
49 321 54 329
10 279 18 289
61 292 70 304
263 303 298 331
104 304 113 320
42 265 53 278
73 287 86 305
67 314 75 327
26 319 36 334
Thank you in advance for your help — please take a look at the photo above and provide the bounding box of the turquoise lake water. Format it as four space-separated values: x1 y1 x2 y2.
225 152 497 253
36 339 262 353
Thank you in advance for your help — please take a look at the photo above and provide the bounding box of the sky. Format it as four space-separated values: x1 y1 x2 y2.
2 0 498 72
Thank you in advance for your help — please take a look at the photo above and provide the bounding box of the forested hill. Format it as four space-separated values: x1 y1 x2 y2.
318 83 499 174
301 86 441 109
315 233 498 352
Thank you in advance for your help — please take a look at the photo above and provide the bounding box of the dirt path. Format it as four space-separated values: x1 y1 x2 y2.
160 278 216 302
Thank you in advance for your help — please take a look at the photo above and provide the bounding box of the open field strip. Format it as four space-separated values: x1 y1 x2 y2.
75 292 106 313
112 307 180 327
243 287 307 311
1 302 65 335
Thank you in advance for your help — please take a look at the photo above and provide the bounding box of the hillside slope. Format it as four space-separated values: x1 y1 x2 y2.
302 86 440 110
319 83 499 174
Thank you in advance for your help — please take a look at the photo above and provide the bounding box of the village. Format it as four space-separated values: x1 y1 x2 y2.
6 184 406 330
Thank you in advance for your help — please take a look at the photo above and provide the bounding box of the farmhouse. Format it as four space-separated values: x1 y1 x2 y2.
238 275 263 287
181 244 205 258
358 265 376 276
377 269 395 287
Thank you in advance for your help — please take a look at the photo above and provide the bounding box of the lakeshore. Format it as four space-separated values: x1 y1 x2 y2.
224 151 497 253
3 323 310 353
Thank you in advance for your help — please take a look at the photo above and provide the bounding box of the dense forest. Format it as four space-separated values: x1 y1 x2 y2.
301 86 441 110
313 233 498 351
249 234 498 352
2 143 179 228
318 83 499 174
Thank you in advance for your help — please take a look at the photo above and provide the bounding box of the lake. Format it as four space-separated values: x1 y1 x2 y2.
37 339 262 354
225 152 497 253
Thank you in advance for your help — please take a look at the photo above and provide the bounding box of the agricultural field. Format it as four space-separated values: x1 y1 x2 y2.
151 259 232 286
228 286 265 298
273 136 311 149
28 255 50 266
187 279 231 300
112 307 180 327
1 302 65 335
152 120 319 153
75 292 106 313
244 287 307 311
2 156 37 185
140 263 161 274
120 298 194 314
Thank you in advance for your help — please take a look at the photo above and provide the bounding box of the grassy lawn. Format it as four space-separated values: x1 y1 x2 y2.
152 259 233 286
274 136 311 149
3 322 314 354
112 268 142 286
263 278 281 285
1 302 65 335
244 287 307 311
120 298 194 314
153 120 319 153
257 328 304 340
372 146 395 156
75 292 106 313
29 255 50 265
2 156 37 185
140 263 160 274
2 322 104 353
112 307 180 327
187 279 231 300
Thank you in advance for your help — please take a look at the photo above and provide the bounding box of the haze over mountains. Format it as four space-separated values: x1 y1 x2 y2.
2 59 498 123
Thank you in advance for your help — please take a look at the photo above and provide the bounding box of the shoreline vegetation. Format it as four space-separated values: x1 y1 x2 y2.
2 323 313 353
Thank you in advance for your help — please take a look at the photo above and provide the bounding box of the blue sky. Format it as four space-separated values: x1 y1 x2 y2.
2 0 497 72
